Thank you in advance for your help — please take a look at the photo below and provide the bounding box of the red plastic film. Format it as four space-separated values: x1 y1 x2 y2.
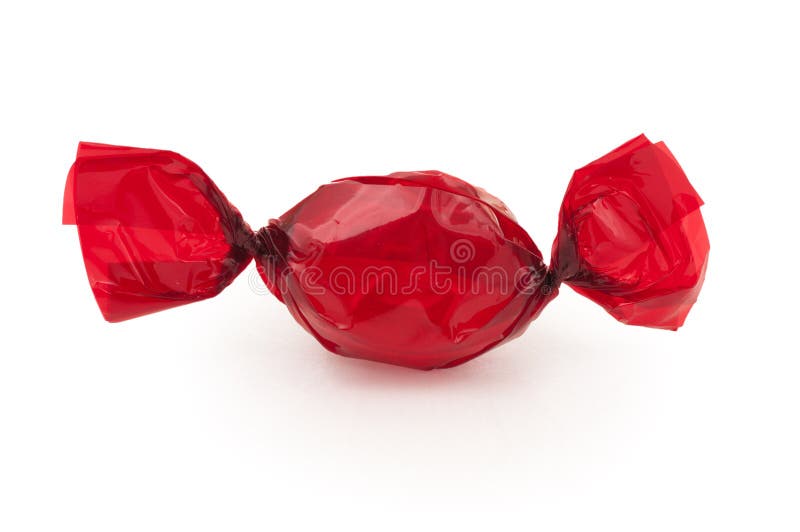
255 171 554 369
63 142 253 322
64 135 709 368
551 135 709 329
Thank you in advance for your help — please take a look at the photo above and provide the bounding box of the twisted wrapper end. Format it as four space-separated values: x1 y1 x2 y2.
550 135 709 330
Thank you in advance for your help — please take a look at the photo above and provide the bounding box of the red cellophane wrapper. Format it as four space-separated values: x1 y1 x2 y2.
63 135 709 370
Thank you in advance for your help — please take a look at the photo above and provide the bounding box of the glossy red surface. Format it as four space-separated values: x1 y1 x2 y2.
63 142 252 322
256 171 554 369
63 135 709 369
551 135 709 330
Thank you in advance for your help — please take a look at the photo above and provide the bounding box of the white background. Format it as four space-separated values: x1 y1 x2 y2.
1 1 798 530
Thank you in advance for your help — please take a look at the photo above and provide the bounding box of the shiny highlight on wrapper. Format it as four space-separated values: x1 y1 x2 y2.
63 135 709 370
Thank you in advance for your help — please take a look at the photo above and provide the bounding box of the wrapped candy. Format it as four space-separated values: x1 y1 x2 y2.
63 135 709 370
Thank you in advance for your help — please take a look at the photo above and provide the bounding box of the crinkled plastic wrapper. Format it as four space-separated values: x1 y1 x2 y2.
63 135 709 370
